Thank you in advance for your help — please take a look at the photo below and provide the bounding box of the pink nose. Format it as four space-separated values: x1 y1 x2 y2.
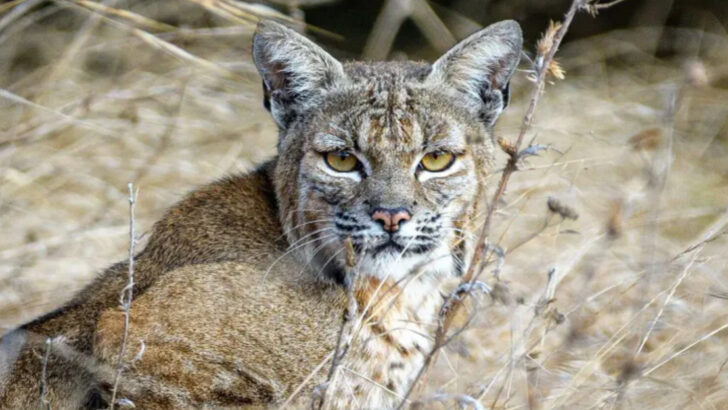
371 208 411 232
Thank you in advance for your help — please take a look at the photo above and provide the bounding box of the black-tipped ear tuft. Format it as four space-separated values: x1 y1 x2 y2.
253 20 346 129
426 20 523 127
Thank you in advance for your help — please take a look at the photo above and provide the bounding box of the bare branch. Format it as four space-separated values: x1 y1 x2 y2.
313 237 358 410
397 1 590 407
38 337 51 410
109 183 137 410
584 0 630 16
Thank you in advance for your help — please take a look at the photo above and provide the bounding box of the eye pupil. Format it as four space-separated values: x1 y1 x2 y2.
324 151 358 172
420 151 455 172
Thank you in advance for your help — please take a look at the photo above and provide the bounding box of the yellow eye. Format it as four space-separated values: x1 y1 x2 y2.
420 151 455 172
324 151 359 172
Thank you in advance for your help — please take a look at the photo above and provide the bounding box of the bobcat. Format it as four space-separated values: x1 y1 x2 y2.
0 19 522 409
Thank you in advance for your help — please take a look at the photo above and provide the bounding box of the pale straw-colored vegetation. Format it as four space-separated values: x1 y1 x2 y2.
1 0 727 408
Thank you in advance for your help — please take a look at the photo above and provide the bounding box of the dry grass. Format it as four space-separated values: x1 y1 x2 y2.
0 0 277 333
1 0 727 408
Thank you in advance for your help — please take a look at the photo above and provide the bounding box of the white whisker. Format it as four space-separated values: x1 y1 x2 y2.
263 232 337 282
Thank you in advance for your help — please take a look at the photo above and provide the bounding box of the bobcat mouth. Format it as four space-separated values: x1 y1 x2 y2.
370 238 434 256
372 239 404 255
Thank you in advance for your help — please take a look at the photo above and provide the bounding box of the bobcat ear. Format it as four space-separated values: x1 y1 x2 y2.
426 20 522 126
253 20 346 129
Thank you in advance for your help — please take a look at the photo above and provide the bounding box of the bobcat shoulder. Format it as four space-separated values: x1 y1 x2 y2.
0 19 522 409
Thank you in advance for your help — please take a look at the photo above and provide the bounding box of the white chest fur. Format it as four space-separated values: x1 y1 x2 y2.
323 275 444 409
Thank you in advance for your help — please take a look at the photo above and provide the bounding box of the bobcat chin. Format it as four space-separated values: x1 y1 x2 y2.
0 20 521 409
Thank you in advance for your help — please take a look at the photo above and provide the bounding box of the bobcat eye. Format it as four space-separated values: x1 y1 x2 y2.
420 151 455 172
324 151 359 172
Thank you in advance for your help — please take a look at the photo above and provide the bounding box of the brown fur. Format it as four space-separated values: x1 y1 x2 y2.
1 19 522 409
0 162 442 409
1 162 347 408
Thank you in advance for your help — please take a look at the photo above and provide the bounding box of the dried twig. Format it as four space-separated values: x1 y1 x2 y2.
313 238 358 410
505 196 581 258
464 0 584 288
670 209 728 262
643 323 728 377
635 251 699 356
584 0 630 16
55 0 243 80
69 0 176 32
38 337 51 410
396 1 602 407
109 183 137 410
411 392 485 410
0 0 43 32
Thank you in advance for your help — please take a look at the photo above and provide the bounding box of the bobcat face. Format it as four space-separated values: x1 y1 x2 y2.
253 21 522 283
295 72 482 281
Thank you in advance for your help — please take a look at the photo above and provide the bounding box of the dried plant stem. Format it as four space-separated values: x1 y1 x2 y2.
587 0 630 12
314 238 358 410
0 0 42 32
56 0 242 80
411 393 485 410
70 0 177 31
466 0 585 286
396 1 589 407
670 209 728 262
505 214 555 255
109 183 136 410
313 288 357 410
38 337 51 410
643 323 728 377
634 252 697 356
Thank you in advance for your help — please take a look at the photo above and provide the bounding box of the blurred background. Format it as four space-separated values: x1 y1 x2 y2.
306 0 728 59
1 0 727 408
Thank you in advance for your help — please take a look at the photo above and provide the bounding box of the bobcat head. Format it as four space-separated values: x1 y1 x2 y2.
253 20 522 284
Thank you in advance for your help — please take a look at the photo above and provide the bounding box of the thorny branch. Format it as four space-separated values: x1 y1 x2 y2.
109 183 137 410
396 0 627 407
